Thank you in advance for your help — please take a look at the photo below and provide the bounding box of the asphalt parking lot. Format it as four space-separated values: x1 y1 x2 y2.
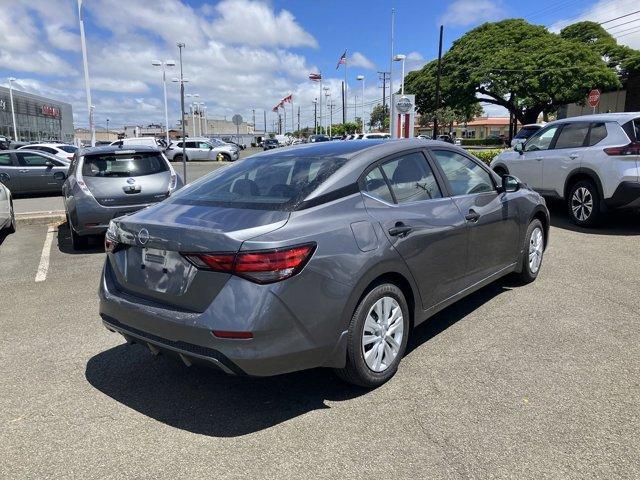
1 202 639 479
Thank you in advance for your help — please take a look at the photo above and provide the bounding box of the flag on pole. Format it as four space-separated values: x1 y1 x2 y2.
308 72 322 82
336 50 347 70
282 93 293 103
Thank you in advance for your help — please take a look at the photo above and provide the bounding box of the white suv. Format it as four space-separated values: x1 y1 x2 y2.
491 113 640 226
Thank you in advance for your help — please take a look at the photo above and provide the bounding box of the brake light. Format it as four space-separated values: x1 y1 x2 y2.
182 243 316 284
212 330 253 339
604 142 640 156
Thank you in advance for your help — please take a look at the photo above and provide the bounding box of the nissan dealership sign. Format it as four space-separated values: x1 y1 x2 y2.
41 105 60 117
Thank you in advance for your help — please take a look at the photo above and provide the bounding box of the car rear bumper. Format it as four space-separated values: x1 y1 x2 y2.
98 260 350 377
605 181 640 209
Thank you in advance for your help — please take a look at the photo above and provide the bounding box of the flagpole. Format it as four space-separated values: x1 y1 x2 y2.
344 50 348 123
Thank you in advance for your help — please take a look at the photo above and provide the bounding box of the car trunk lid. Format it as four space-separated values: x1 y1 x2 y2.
84 172 170 207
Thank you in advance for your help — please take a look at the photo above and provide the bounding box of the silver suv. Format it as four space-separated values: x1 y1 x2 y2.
165 137 239 162
491 113 640 226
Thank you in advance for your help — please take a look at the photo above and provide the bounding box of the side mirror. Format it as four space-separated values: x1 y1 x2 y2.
513 142 524 154
500 175 521 193
209 146 213 150
45 160 54 168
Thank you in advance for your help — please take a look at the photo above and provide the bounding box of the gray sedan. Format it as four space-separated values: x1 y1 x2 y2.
0 149 69 195
63 145 183 249
165 137 239 162
99 139 549 388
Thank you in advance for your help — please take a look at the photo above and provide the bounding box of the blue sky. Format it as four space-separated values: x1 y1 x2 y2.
1 0 639 131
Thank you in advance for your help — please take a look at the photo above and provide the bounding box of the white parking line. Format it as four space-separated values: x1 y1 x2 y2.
35 226 56 283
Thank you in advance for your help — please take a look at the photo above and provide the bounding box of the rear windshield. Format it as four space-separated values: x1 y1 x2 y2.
58 145 78 153
171 154 347 210
82 152 168 178
622 119 640 141
514 126 541 139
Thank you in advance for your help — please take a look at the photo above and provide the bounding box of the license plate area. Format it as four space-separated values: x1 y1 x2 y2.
142 247 167 269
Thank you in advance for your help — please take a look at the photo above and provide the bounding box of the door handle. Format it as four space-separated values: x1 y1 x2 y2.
465 210 481 222
19 169 29 173
388 223 413 237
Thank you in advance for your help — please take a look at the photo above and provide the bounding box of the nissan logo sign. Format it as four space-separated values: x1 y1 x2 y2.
395 96 413 113
137 228 150 245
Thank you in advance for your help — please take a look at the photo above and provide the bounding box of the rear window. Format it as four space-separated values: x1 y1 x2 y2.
514 126 541 140
622 119 639 141
170 155 347 210
58 145 78 153
82 152 168 178
588 123 607 146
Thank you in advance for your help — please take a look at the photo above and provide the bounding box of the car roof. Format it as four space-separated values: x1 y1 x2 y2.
550 112 640 125
80 145 161 155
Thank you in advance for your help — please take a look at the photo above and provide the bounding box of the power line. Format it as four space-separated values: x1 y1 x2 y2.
598 9 640 25
603 16 640 31
614 26 640 38
607 22 640 35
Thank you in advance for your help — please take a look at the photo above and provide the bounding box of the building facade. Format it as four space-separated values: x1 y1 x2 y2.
0 86 74 143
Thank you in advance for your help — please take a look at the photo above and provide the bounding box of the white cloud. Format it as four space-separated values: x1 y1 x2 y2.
550 0 640 48
439 0 504 27
210 0 318 48
350 52 375 70
0 50 77 77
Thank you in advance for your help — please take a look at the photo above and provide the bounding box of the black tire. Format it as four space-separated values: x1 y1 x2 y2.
514 219 544 284
221 153 231 162
174 154 187 163
67 214 87 250
567 180 600 227
335 283 410 388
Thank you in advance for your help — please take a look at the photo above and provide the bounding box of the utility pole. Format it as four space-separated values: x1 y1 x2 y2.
378 71 390 108
297 106 300 135
434 25 444 139
252 109 255 134
263 109 267 134
313 99 318 134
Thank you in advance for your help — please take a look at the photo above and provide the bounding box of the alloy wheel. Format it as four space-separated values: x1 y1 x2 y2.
529 227 544 274
571 187 593 222
362 296 404 373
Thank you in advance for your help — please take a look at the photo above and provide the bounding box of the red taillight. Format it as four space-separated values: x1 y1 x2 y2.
212 330 253 339
604 142 640 156
182 243 316 284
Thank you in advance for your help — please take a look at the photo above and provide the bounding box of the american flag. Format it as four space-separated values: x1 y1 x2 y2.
308 72 322 82
336 50 346 70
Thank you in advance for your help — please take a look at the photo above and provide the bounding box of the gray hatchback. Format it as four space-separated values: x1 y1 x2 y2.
99 139 549 387
63 145 182 249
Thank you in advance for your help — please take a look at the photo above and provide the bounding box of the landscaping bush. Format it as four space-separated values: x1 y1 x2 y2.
469 149 506 165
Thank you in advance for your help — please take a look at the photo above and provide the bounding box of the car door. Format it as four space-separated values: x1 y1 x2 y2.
184 141 199 160
361 150 469 310
0 152 21 193
542 122 590 197
510 124 562 191
198 141 213 160
429 148 520 285
15 152 67 193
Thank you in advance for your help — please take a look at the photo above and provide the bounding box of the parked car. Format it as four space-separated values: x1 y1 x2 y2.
491 113 640 226
17 142 78 161
165 137 239 162
511 124 545 148
308 134 330 142
0 136 11 150
99 139 549 387
263 138 279 150
110 137 167 150
63 145 182 249
221 138 246 150
361 133 390 140
0 181 16 234
0 149 69 195
435 134 455 144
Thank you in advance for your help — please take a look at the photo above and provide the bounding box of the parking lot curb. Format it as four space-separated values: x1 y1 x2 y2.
16 211 66 226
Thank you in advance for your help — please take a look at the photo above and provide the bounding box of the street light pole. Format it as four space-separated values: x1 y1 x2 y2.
106 118 109 140
393 54 407 138
7 77 18 141
357 75 365 133
152 60 175 146
77 0 95 147
313 99 318 134
174 42 187 183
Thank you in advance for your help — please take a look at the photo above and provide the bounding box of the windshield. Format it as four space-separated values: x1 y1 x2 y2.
514 126 541 139
82 152 168 178
58 145 78 153
170 154 347 210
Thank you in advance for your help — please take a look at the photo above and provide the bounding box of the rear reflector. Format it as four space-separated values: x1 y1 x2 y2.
212 330 253 339
604 142 640 156
182 243 316 284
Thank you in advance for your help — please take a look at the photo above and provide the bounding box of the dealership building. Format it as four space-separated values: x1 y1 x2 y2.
0 86 74 143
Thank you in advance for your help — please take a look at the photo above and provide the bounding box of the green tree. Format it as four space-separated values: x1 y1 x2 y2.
369 104 390 131
419 104 484 130
405 19 620 124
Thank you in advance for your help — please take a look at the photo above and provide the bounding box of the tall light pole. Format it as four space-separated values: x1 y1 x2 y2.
389 8 395 135
7 77 18 141
394 54 406 94
322 86 330 134
357 75 365 133
202 105 208 135
173 42 187 183
106 118 110 140
152 59 175 146
77 0 95 147
186 93 199 136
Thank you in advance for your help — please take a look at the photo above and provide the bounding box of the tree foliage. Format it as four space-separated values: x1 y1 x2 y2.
368 104 389 131
405 19 620 124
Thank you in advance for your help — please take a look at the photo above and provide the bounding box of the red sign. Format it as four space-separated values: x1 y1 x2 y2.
41 105 60 117
588 89 600 108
